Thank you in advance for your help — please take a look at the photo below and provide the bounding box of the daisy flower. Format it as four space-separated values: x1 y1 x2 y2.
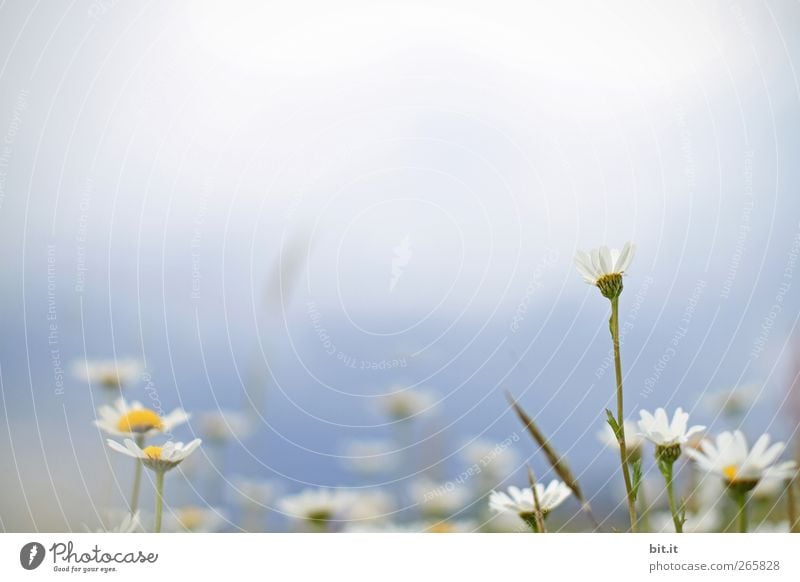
489 481 572 520
685 431 796 489
637 407 705 448
650 508 720 533
90 511 142 533
345 489 396 523
72 358 142 390
198 410 254 444
164 506 228 533
95 397 189 439
229 477 281 510
702 383 761 417
379 387 436 421
107 438 202 473
409 478 470 518
574 242 635 299
278 488 356 531
460 439 519 481
107 438 202 533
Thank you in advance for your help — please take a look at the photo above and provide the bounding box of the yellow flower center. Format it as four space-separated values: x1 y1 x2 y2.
723 464 738 482
177 507 205 531
142 445 163 460
427 522 456 533
116 409 163 433
100 372 121 388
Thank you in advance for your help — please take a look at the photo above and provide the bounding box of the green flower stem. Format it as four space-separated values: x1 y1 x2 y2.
659 459 682 533
734 490 748 533
129 435 145 514
635 467 651 532
154 469 165 533
610 296 638 532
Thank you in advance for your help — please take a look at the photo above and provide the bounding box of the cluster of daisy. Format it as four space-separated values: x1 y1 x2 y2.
73 241 797 534
578 244 798 532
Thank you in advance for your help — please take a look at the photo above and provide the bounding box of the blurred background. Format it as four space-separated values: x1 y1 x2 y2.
1 0 800 531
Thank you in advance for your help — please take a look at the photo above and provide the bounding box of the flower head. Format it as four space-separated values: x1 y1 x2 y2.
198 410 254 444
107 438 202 473
91 511 142 533
409 478 470 518
489 481 572 519
685 430 797 490
164 506 228 533
460 439 519 480
378 387 436 421
95 397 189 438
702 383 761 417
278 488 356 530
574 242 635 299
72 358 142 390
637 407 705 448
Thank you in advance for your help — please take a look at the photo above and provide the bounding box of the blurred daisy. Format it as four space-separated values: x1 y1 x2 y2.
637 407 705 448
489 481 572 520
409 478 470 518
341 439 399 475
164 506 228 533
752 473 786 500
90 511 142 533
755 520 789 533
417 519 478 533
107 438 202 473
345 489 396 523
598 421 644 459
278 488 355 531
229 477 282 511
95 397 189 438
379 388 436 421
702 383 761 417
650 509 720 533
574 242 635 297
72 358 142 390
686 431 796 488
198 410 254 444
460 439 519 481
483 508 530 533
107 438 202 533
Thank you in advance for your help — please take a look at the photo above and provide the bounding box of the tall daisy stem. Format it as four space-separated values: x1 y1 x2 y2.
610 297 638 532
154 469 165 533
636 468 651 532
733 490 748 533
660 459 682 533
129 435 145 514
